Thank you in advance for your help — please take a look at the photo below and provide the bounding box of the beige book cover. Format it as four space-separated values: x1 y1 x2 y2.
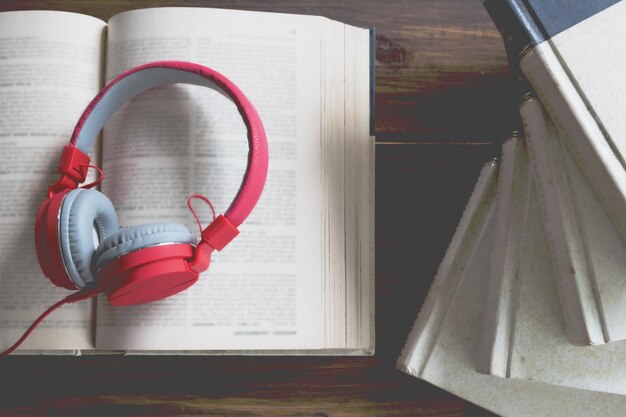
398 136 626 415
472 99 626 396
483 0 626 255
475 135 533 376
521 94 626 346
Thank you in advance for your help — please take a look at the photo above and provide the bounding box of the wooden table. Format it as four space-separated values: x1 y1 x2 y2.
0 1 517 415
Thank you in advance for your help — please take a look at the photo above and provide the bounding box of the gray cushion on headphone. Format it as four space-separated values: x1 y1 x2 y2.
91 223 197 273
59 189 119 288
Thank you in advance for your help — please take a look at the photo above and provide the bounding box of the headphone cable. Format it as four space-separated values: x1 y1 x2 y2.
1 288 100 356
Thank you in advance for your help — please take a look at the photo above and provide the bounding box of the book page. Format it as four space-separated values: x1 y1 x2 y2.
95 8 325 350
0 11 106 351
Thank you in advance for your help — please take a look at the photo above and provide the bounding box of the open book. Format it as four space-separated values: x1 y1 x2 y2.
0 8 374 354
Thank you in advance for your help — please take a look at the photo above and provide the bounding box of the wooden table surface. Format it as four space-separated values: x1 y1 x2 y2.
0 1 517 416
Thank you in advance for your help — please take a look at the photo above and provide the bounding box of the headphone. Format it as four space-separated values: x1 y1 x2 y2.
34 61 269 307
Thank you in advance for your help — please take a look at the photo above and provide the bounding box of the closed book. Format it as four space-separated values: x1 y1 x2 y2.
521 93 626 346
475 134 533 376
398 134 626 416
482 0 626 250
475 128 626 396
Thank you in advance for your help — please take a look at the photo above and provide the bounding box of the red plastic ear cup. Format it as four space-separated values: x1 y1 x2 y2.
35 190 77 290
96 243 202 306
92 223 198 306
36 188 120 290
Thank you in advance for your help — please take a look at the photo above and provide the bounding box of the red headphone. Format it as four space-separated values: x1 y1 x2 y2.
33 61 268 307
1 61 268 355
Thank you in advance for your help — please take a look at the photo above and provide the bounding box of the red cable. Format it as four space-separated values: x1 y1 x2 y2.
1 288 99 356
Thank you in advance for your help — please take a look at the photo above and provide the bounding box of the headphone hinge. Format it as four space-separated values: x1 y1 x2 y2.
48 146 91 197
189 215 239 273
189 241 212 273
201 215 239 251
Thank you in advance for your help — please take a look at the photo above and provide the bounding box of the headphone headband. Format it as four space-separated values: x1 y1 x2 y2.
67 61 268 227
10 61 269 354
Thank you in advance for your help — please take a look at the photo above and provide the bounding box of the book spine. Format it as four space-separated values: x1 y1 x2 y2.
481 0 545 62
397 160 497 376
521 94 606 346
476 134 533 377
482 0 620 61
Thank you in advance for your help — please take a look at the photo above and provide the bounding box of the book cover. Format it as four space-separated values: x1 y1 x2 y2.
475 134 533 376
472 98 626 396
482 0 626 255
396 159 498 374
522 93 626 346
398 135 626 416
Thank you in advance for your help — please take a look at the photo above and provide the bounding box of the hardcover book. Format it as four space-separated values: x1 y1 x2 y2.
474 97 626 396
482 0 626 262
475 134 533 376
482 0 626 347
398 136 626 416
0 8 374 354
521 93 626 346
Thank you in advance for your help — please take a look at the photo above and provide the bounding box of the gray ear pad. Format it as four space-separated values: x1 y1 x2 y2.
59 189 120 288
91 223 197 273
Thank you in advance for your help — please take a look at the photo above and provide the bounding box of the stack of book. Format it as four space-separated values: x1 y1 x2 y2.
397 1 626 415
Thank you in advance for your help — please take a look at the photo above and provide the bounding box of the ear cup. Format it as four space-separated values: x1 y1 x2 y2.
91 223 196 273
91 223 198 306
58 189 119 288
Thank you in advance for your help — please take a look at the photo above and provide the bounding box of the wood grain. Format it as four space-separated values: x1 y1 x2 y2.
0 0 517 142
0 1 510 416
